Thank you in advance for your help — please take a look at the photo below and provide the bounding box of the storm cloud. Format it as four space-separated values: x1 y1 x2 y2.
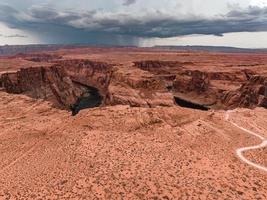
0 34 27 38
0 1 267 45
122 0 137 6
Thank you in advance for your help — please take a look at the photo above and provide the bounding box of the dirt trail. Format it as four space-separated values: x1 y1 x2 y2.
225 110 267 173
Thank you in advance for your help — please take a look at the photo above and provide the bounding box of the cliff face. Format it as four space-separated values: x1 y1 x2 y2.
134 60 183 72
106 66 174 107
1 57 266 111
1 72 22 94
222 75 267 109
0 60 175 110
53 60 173 108
45 66 85 108
10 53 63 63
57 60 113 100
1 66 84 108
173 70 210 94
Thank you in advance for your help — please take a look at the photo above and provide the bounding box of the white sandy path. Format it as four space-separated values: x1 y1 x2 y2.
225 110 267 173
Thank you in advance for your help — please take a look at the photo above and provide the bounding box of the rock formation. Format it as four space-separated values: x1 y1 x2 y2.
106 66 174 107
171 70 219 107
56 60 113 101
134 60 185 83
173 70 210 94
222 75 267 109
1 56 262 111
134 60 184 72
10 53 63 62
0 59 175 110
1 66 84 108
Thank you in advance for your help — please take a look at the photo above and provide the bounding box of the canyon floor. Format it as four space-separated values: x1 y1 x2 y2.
0 47 266 199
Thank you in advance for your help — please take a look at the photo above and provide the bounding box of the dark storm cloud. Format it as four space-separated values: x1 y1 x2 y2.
0 4 267 42
0 4 21 26
0 33 27 38
28 6 83 23
3 34 27 38
122 0 137 6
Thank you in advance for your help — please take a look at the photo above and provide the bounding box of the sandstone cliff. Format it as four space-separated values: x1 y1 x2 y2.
171 70 218 106
106 66 174 107
222 75 267 109
0 60 175 110
1 66 84 108
173 70 210 94
56 60 113 101
10 53 63 63
134 60 184 72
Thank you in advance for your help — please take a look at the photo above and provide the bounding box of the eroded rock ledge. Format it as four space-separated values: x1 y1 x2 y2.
1 66 84 108
1 59 266 111
222 75 267 109
0 60 174 111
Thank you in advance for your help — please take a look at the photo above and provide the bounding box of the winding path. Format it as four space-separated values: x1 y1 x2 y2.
225 110 267 173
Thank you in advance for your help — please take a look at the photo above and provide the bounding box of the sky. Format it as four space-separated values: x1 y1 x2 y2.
0 0 267 47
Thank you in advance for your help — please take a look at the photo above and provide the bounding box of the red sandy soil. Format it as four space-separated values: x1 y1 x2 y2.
0 48 266 199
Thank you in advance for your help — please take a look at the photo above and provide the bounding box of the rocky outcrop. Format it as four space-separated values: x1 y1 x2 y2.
133 60 188 81
1 66 84 108
106 66 174 107
134 60 184 71
1 60 174 110
173 70 210 94
208 69 255 82
10 53 63 62
134 60 188 92
222 75 267 109
57 60 112 100
1 72 21 93
171 70 219 107
54 60 174 108
45 66 85 108
1 57 264 111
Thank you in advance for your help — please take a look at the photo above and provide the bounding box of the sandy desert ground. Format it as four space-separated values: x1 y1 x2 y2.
0 47 266 199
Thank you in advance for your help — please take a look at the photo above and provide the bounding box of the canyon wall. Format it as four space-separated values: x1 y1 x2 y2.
0 60 175 110
106 66 174 107
1 58 266 111
57 60 113 100
222 75 267 109
1 66 84 108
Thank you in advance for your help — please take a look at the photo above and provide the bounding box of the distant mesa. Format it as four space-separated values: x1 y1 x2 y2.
1 44 267 57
